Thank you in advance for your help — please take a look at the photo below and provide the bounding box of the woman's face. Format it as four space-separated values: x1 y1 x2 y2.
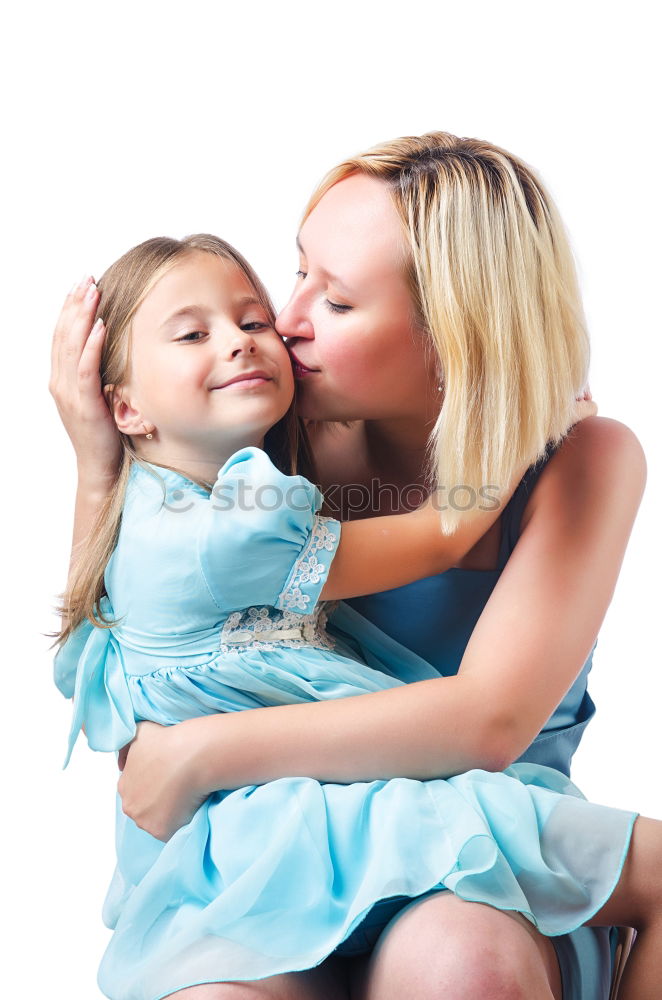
275 173 439 423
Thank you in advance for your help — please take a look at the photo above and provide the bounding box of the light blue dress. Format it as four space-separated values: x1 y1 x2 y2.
54 447 637 1000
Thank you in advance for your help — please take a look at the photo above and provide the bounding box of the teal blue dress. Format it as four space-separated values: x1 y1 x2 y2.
54 447 636 1000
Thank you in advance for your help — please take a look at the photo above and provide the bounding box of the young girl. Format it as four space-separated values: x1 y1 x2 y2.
53 233 657 1000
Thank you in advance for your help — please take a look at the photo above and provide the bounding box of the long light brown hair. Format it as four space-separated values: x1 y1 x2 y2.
302 132 590 533
51 234 314 649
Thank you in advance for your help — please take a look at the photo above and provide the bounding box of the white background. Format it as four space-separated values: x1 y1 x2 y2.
2 1 660 995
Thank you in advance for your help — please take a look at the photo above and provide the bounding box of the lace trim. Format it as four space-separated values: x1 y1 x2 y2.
219 604 337 654
278 514 339 613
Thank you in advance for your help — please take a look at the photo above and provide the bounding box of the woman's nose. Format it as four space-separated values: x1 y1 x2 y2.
275 292 314 340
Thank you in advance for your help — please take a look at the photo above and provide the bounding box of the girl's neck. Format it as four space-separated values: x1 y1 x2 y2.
136 435 265 488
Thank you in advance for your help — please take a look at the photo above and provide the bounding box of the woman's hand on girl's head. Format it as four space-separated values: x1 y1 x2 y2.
49 277 122 490
117 720 210 842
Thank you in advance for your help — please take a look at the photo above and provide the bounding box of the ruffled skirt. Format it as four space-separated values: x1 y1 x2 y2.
98 763 635 1000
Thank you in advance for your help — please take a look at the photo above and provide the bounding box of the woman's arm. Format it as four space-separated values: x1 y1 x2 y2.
49 280 121 591
119 416 644 841
449 415 647 760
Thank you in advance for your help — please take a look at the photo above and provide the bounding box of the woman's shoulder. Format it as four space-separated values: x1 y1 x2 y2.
521 417 647 534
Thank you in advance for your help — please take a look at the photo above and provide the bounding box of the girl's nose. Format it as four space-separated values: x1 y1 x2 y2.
229 330 258 358
231 342 257 357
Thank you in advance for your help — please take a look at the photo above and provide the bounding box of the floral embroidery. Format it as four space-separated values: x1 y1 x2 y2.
219 604 337 654
278 515 339 612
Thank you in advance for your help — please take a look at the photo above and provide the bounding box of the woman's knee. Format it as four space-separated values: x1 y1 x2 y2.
603 816 662 929
354 894 559 1000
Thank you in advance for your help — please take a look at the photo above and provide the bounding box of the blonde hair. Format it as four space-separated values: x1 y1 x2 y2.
302 132 590 533
51 234 314 649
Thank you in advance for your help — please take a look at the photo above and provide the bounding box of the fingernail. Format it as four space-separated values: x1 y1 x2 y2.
92 318 105 334
85 282 98 303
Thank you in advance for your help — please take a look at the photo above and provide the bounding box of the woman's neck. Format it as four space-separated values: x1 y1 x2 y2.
362 416 436 487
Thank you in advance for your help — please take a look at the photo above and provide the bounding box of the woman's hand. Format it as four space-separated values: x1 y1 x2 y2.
49 276 122 489
117 721 211 842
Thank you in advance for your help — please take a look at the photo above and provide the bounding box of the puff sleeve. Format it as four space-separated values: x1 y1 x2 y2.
197 447 341 614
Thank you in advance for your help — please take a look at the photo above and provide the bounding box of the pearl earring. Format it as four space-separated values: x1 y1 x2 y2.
145 432 153 440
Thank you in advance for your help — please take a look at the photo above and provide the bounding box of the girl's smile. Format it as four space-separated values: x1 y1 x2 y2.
211 370 274 390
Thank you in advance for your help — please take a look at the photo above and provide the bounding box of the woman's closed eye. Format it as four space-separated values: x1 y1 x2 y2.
295 271 352 314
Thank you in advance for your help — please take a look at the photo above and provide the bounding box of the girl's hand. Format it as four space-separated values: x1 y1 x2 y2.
49 277 122 489
572 388 598 424
117 721 210 842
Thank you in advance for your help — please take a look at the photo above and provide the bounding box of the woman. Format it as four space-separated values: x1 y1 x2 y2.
51 132 650 999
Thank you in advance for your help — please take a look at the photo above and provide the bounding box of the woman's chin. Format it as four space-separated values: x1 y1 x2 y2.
296 399 344 423
293 389 324 422
294 381 365 424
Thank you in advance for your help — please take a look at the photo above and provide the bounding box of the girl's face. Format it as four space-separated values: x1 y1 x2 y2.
114 251 294 468
275 173 440 424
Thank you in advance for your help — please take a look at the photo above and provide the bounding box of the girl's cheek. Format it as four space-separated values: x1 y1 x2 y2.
274 346 295 396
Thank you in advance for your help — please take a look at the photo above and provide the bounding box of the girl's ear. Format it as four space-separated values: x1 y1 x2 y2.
104 384 145 435
102 383 118 422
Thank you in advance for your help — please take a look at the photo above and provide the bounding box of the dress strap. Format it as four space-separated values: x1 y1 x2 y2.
495 441 561 572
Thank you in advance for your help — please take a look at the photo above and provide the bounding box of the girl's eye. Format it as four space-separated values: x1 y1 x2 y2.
325 300 352 314
295 270 307 279
177 331 206 342
241 321 270 332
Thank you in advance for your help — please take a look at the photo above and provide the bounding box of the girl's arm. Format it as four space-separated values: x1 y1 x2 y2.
320 471 529 600
319 400 597 601
118 415 644 842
